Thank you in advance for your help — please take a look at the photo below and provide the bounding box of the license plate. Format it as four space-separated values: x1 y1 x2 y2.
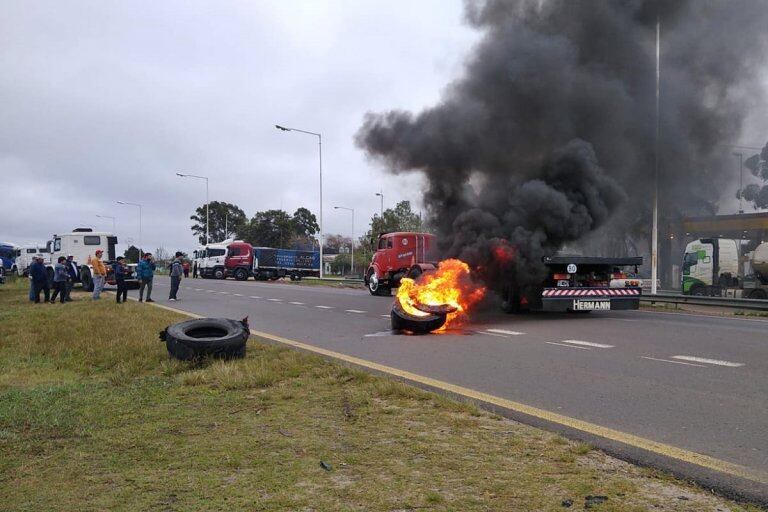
572 299 611 311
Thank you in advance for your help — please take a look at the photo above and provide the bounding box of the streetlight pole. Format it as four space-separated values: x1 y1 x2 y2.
96 214 116 232
651 17 660 296
176 172 210 244
276 124 324 278
334 206 355 275
116 201 142 257
733 152 744 214
375 191 384 217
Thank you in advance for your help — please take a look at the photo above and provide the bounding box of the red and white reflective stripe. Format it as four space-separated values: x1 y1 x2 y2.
542 288 640 297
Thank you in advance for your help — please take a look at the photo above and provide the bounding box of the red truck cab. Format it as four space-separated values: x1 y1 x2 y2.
365 232 437 295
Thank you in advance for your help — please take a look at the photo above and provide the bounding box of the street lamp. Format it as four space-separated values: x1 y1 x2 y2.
732 152 744 214
276 124 324 278
375 191 384 217
177 172 210 244
96 214 116 232
334 206 355 275
116 201 142 257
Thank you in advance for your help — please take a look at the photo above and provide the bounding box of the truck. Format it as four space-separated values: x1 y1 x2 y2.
14 245 51 276
224 241 320 281
192 239 232 279
364 232 438 296
365 231 643 312
46 228 138 290
681 238 768 299
0 242 18 275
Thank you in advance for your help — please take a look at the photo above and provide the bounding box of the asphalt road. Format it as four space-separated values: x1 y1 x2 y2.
131 276 768 502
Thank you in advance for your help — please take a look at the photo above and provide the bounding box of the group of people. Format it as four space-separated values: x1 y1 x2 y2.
27 250 187 304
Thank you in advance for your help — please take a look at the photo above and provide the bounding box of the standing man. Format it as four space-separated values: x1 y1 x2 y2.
50 256 69 304
137 252 156 302
182 260 190 278
29 256 50 304
65 255 78 302
169 252 183 301
90 249 107 300
113 256 128 303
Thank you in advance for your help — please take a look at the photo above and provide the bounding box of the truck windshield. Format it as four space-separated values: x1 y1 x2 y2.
682 252 697 272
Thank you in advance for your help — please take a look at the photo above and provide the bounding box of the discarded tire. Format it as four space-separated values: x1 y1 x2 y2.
390 299 447 334
159 317 249 361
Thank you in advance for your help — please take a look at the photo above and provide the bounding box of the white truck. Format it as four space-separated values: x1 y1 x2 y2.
681 238 768 299
46 228 138 290
14 245 51 276
192 239 232 279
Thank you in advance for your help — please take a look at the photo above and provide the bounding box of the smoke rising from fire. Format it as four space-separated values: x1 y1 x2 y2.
356 0 768 290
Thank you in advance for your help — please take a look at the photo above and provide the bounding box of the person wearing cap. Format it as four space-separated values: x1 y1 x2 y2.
168 252 184 301
50 256 69 304
113 256 128 303
65 255 78 302
136 252 156 302
90 249 107 300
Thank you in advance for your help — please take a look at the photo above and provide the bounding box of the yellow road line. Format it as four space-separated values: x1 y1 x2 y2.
148 300 768 485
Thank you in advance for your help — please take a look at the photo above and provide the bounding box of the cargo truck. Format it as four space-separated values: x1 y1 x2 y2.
681 238 768 299
192 240 232 279
224 241 320 281
365 232 643 312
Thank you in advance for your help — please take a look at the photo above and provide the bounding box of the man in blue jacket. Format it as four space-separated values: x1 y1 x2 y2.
29 256 50 304
136 252 156 302
113 256 128 303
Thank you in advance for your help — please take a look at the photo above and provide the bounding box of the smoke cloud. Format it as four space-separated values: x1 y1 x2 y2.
356 0 768 291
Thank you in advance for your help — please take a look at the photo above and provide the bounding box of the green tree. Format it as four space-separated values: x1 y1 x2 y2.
361 200 424 250
292 207 319 237
238 209 295 248
739 142 768 209
190 201 247 245
123 245 140 263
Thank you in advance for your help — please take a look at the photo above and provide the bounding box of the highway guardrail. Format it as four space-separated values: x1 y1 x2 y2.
641 293 768 311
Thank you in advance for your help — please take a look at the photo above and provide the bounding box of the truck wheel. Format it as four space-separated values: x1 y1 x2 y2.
234 268 248 281
159 317 249 361
748 289 767 300
690 284 706 296
214 267 225 280
81 268 94 292
407 266 423 280
367 270 390 296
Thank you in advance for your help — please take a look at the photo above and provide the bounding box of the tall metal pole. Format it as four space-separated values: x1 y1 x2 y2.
375 191 384 216
735 152 744 213
334 206 354 275
225 212 228 239
205 177 209 244
116 201 143 258
275 125 324 278
651 17 660 296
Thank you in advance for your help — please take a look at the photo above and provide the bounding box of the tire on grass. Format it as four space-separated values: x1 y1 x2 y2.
159 317 249 361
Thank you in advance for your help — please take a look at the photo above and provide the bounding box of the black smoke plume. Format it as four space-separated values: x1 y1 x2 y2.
356 0 768 291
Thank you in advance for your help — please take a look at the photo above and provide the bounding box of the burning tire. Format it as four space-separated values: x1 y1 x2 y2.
159 318 249 361
390 299 447 334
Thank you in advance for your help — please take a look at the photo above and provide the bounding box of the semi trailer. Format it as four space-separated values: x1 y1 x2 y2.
682 238 768 299
224 241 320 281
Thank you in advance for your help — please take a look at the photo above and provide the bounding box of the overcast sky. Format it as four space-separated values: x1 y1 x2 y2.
0 0 479 253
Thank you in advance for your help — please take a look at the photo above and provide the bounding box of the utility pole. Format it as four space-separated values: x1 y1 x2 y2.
375 191 384 217
651 17 660 296
733 152 744 213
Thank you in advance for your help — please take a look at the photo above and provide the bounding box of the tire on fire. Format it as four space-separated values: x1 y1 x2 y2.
390 299 447 334
159 318 249 361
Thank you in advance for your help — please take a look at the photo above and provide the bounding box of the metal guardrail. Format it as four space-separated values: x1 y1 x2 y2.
641 293 768 311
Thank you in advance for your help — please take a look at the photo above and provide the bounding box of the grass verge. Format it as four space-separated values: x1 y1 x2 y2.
0 278 759 511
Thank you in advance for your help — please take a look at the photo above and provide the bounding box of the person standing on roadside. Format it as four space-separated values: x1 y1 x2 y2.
65 255 78 302
90 249 107 300
169 252 183 301
182 260 190 278
50 256 69 304
137 252 156 302
113 256 128 303
29 256 50 303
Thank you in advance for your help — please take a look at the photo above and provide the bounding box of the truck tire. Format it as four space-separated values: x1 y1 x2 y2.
234 268 249 281
689 284 706 296
748 289 767 300
213 267 226 280
159 318 249 361
81 268 93 292
46 267 54 286
407 266 423 280
367 269 391 296
391 299 447 334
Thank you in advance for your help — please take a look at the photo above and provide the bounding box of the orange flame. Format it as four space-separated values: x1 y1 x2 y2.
395 259 486 328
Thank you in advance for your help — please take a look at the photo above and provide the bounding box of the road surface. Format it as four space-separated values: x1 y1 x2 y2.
130 276 768 503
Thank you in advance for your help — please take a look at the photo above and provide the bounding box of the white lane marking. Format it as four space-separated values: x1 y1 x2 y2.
233 293 243 297
206 290 215 293
249 296 261 299
640 356 706 368
483 332 510 338
672 356 744 367
345 309 366 314
381 314 390 318
315 305 334 309
559 339 614 349
289 301 304 305
218 291 228 295
486 328 525 336
267 298 283 302
194 288 203 291
546 342 591 350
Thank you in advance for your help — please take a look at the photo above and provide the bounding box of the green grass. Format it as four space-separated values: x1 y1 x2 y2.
0 279 760 511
